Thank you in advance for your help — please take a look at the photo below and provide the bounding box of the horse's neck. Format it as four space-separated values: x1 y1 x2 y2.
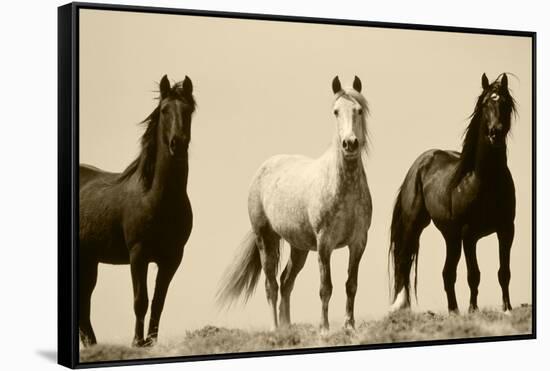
472 140 508 182
145 150 189 204
323 143 365 196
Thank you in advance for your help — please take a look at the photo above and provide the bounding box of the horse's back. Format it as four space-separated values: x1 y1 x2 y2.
249 154 315 198
80 164 118 188
410 149 459 174
256 154 314 179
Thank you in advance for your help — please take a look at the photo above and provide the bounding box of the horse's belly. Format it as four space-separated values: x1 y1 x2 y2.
80 203 128 264
97 244 129 264
269 212 317 250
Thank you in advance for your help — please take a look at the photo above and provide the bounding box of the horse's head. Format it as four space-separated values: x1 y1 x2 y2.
331 76 369 160
478 73 516 148
158 74 195 159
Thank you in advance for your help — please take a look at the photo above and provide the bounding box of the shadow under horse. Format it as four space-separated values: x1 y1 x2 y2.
389 73 517 314
79 75 196 347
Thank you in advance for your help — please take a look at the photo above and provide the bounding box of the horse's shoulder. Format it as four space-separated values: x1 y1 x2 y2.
255 154 312 180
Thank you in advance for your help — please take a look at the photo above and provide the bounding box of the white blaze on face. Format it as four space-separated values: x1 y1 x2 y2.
333 96 364 151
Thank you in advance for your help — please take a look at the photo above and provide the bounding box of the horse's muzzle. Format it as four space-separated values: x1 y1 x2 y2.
169 138 189 157
342 137 359 155
487 128 505 146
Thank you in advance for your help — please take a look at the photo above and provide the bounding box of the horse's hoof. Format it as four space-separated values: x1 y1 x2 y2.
143 337 156 347
503 304 513 314
278 322 292 330
132 338 145 347
343 319 355 331
319 325 330 338
468 305 479 314
448 308 460 316
389 304 411 313
390 289 411 312
80 338 97 348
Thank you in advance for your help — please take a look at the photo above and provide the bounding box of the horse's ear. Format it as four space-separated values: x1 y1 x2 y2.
500 73 508 90
332 76 342 94
182 75 193 96
353 76 362 92
481 73 489 90
160 75 171 99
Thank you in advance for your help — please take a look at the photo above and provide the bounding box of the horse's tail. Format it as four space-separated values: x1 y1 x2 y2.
216 230 264 308
389 167 425 308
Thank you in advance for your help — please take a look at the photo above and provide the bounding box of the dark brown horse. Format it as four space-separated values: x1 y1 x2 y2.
79 75 195 347
389 73 516 314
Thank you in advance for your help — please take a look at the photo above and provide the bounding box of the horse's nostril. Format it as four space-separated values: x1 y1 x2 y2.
343 138 358 152
170 138 182 155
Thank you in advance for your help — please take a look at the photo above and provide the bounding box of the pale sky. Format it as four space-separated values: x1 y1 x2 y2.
79 9 532 344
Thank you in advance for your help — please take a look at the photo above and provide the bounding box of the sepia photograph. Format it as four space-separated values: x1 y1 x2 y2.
63 3 534 367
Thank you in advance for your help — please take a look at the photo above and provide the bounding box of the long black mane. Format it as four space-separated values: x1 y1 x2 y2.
116 81 196 190
451 76 516 186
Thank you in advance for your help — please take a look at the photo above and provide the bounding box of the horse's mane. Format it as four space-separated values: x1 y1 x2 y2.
115 80 196 190
451 76 517 186
335 88 371 156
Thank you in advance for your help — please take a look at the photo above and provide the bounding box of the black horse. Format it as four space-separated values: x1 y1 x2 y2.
79 75 195 347
389 73 517 314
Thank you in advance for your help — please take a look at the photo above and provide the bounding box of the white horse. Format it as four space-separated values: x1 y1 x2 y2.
218 76 372 333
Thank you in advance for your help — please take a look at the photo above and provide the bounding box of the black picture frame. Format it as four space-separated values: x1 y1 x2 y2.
58 2 537 368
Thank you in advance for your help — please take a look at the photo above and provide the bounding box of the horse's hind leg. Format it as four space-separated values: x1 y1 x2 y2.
257 229 281 331
391 221 429 312
497 224 514 313
390 175 430 312
79 258 98 347
279 246 308 327
344 240 366 330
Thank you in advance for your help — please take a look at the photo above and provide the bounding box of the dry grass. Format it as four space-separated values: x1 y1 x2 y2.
80 305 532 363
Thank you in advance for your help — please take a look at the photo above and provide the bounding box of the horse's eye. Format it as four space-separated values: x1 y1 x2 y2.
333 109 339 116
357 108 363 115
490 93 500 101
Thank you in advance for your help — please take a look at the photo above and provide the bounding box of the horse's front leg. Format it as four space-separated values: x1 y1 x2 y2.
462 232 480 313
442 234 462 314
317 241 333 334
129 246 149 347
145 260 180 346
497 224 514 313
344 239 366 330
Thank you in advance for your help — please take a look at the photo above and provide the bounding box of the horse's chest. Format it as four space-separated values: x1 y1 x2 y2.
452 182 514 236
315 187 371 246
125 198 193 252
